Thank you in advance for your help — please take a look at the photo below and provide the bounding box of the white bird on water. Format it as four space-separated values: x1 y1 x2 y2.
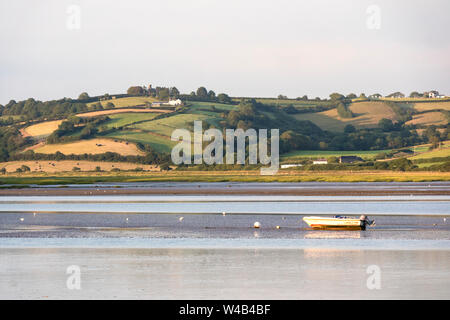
19 218 24 222
253 221 261 229
222 212 226 216
179 217 184 222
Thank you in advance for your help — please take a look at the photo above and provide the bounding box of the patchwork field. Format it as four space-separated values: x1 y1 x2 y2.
77 108 171 118
130 113 210 136
406 112 448 126
295 101 397 132
232 98 332 108
22 120 63 138
0 160 160 173
104 131 175 153
32 138 145 156
413 101 450 112
409 147 450 160
104 112 162 129
281 149 392 160
87 96 158 108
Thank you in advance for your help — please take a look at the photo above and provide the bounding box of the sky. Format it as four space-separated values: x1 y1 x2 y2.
0 0 449 104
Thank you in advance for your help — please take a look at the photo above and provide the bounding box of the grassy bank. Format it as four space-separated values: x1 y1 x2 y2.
1 170 450 185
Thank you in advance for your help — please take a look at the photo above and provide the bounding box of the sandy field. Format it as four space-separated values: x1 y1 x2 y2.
31 138 145 156
0 160 159 173
22 120 63 137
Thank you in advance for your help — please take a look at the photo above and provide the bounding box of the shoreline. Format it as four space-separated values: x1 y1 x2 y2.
1 185 449 196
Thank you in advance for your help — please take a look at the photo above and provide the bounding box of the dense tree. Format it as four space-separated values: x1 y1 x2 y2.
217 93 231 104
127 86 145 96
169 87 180 98
344 124 356 133
78 92 90 100
196 87 208 98
337 103 353 118
329 93 345 101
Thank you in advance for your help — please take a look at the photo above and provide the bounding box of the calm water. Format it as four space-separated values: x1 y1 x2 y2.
1 182 449 299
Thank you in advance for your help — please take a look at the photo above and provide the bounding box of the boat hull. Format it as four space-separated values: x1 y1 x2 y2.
303 216 365 230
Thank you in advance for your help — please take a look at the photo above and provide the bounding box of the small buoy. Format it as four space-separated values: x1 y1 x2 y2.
253 221 261 229
444 218 447 222
179 217 184 222
276 225 280 229
126 217 129 222
33 212 36 217
19 218 24 222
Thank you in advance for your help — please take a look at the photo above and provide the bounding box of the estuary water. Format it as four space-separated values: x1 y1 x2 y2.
0 182 449 299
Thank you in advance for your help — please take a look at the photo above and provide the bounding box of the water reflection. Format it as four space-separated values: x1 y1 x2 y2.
304 231 362 239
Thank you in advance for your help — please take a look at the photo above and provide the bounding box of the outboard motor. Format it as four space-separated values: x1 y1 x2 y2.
359 215 374 230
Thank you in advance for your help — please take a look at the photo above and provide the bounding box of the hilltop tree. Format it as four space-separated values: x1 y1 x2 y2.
158 88 170 100
127 86 145 96
196 87 208 98
217 93 231 104
329 93 345 101
208 90 216 99
169 87 180 98
78 92 90 100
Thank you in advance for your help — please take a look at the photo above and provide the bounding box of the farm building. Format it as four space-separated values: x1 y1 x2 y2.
167 99 182 106
339 156 363 163
424 90 439 98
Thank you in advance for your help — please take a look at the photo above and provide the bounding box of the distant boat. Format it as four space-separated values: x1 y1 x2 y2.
303 215 375 230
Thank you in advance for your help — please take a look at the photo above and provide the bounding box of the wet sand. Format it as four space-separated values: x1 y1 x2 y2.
1 182 449 196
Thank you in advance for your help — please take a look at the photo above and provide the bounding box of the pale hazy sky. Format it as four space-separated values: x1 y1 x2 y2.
1 0 449 104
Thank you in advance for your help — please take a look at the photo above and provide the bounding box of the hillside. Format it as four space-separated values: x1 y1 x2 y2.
0 93 448 174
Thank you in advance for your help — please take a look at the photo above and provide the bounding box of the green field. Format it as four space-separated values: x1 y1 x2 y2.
104 112 161 129
130 113 211 136
409 147 450 160
281 149 392 160
2 170 450 184
87 96 158 108
232 98 332 108
104 131 176 153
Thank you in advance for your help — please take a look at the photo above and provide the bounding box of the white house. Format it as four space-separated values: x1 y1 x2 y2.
425 90 439 98
167 99 182 106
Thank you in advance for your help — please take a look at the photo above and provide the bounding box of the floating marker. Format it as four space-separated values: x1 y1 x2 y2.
179 217 184 222
276 225 280 229
253 221 261 229
19 218 24 222
222 212 226 216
